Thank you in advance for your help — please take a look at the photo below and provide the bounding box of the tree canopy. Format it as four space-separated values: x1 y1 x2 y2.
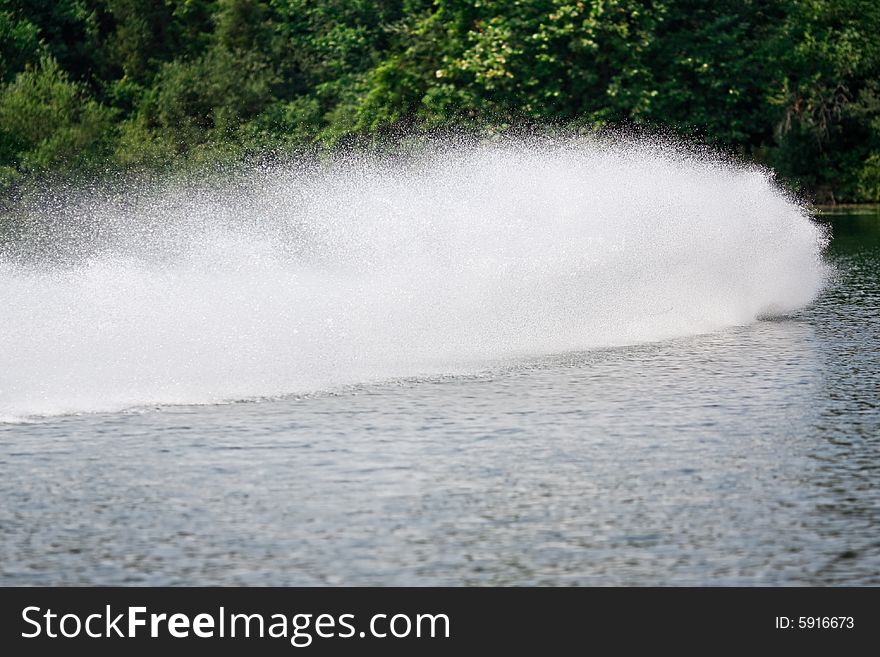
1 0 879 200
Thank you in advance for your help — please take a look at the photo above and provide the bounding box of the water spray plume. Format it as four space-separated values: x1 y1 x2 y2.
0 136 830 420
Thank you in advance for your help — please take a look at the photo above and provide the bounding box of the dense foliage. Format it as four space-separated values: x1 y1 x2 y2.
1 0 879 200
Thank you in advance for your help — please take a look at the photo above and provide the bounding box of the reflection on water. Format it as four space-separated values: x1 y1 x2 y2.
1 210 878 585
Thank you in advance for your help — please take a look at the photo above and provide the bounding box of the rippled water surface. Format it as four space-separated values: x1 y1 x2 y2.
1 209 877 586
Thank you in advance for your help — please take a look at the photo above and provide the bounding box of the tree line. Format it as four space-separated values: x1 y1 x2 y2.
1 0 879 201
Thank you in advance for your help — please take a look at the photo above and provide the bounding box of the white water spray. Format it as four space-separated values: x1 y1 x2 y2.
0 137 829 420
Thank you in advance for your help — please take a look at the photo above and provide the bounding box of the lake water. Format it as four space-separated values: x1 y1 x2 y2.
1 207 877 586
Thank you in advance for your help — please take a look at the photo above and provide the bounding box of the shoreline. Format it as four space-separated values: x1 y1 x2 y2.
816 203 880 213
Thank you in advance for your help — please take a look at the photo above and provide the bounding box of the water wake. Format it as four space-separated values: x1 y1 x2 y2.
0 137 830 420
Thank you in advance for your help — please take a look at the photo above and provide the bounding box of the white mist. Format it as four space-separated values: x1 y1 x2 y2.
0 137 830 419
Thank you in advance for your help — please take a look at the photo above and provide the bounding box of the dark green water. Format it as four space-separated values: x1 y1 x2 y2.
1 209 877 585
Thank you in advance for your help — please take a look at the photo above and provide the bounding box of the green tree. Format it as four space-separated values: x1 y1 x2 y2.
768 0 880 199
0 56 114 182
0 9 42 82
